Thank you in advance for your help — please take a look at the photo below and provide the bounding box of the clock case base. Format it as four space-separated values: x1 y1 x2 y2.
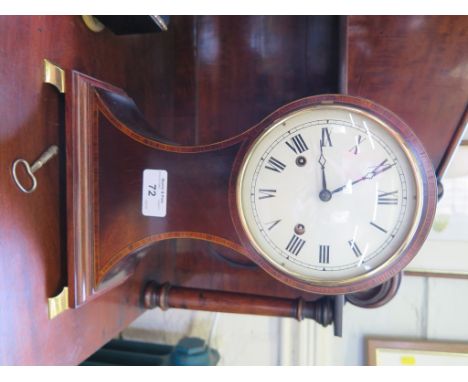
63 69 405 315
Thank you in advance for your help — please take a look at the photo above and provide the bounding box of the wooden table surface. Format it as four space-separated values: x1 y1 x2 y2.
0 15 466 365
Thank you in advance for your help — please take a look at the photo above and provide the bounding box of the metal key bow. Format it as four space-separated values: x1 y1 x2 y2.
12 145 59 193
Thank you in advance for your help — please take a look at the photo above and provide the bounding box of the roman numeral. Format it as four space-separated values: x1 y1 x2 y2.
348 240 362 257
370 221 388 234
258 189 277 199
285 235 306 256
368 159 395 179
265 219 281 231
349 135 366 155
378 190 399 205
319 245 330 264
265 156 286 173
321 127 332 147
285 133 308 154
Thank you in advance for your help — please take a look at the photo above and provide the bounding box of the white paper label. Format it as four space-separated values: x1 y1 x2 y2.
142 169 168 217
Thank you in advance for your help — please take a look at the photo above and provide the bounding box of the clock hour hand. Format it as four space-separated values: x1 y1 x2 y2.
331 159 396 195
318 139 332 202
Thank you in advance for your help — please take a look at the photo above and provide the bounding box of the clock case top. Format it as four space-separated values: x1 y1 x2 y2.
65 71 437 307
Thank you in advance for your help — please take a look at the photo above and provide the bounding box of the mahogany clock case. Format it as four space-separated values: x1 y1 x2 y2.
66 65 438 307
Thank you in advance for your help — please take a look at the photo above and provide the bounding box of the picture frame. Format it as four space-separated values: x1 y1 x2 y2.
462 125 468 145
405 145 468 279
367 338 468 366
404 241 468 279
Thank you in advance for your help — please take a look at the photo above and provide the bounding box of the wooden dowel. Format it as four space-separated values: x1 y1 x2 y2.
143 282 334 326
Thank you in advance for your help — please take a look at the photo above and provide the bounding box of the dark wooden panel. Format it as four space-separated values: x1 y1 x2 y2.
130 15 198 145
347 16 468 174
136 16 341 145
195 16 340 143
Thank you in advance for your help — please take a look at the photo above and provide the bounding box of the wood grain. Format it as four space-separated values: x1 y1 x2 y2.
346 16 468 176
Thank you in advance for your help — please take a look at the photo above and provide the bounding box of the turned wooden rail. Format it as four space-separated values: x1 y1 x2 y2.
143 282 336 325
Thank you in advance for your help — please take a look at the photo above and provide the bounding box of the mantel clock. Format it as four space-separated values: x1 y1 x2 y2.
44 62 437 328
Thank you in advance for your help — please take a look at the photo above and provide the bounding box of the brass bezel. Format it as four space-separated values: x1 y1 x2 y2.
236 103 425 288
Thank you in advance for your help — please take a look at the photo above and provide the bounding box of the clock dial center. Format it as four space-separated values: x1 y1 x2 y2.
319 189 332 202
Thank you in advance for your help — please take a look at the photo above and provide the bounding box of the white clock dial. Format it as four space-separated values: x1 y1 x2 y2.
237 105 423 285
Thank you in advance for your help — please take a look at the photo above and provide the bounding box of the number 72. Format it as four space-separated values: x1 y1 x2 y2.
147 184 157 196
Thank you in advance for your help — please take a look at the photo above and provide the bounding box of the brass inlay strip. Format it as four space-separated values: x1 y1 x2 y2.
81 16 105 33
151 15 168 31
43 59 65 93
48 287 69 319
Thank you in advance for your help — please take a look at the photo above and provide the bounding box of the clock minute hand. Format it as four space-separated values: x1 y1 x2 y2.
331 159 395 195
